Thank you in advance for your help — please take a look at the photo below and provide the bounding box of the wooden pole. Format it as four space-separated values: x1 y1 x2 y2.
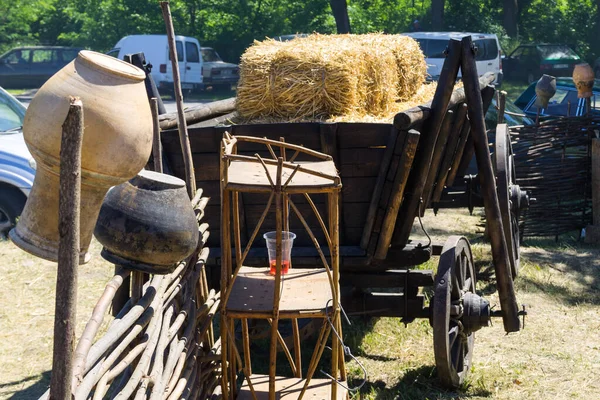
160 1 196 199
585 138 600 243
50 97 84 400
460 36 520 333
151 97 163 173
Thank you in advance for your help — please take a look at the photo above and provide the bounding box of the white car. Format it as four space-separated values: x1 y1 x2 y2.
0 86 35 234
402 32 503 85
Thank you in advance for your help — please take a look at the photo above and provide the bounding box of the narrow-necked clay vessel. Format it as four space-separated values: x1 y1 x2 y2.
573 63 594 99
10 50 153 263
535 74 557 109
94 170 199 274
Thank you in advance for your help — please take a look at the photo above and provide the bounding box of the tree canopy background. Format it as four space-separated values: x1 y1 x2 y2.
1 0 599 64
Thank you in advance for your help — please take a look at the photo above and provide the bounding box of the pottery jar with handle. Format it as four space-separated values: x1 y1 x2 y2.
9 50 153 263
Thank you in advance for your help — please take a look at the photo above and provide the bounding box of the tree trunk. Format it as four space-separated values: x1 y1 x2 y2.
503 0 519 38
330 0 351 34
431 0 445 31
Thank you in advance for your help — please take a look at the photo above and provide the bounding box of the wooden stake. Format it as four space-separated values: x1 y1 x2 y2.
160 1 196 198
151 97 163 173
50 97 84 400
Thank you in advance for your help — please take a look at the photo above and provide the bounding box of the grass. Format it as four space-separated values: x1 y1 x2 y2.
1 209 599 399
499 79 529 104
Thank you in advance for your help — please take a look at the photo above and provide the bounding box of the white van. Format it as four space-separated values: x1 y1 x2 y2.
107 34 203 92
402 32 503 85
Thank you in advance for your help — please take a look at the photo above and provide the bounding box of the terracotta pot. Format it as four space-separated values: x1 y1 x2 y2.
94 170 199 274
534 74 557 109
573 63 594 99
9 50 153 263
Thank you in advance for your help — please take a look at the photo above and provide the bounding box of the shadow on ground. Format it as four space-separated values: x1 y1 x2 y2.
1 371 50 400
348 365 492 400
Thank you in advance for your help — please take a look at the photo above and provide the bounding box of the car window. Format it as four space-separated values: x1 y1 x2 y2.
415 39 447 58
526 87 579 115
185 42 200 63
201 48 222 62
474 39 498 61
106 49 120 59
32 49 56 63
537 45 580 61
4 50 31 64
168 41 184 62
61 49 79 62
510 47 524 58
0 92 25 132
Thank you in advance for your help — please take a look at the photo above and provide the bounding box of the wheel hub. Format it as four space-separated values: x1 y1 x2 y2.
461 292 491 335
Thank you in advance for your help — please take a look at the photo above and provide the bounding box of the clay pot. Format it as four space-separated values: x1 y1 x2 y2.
9 50 153 263
94 170 199 274
534 74 557 109
573 63 595 99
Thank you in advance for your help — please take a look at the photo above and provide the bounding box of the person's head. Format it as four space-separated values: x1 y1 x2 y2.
413 20 420 28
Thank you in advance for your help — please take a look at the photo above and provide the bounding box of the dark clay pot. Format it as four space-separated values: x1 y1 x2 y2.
94 170 199 274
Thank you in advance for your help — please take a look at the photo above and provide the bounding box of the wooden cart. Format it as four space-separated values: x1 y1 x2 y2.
161 36 526 389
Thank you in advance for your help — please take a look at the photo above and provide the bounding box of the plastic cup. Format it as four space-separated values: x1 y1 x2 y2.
263 231 296 275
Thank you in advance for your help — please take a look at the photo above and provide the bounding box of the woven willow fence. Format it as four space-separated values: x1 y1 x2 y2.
41 190 222 400
511 115 597 238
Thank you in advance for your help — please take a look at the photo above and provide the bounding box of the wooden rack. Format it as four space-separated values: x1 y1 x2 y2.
219 133 346 400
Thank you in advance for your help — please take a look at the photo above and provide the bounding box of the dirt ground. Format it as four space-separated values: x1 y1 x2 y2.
1 209 599 399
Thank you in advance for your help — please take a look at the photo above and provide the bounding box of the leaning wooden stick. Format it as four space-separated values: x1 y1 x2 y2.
151 97 163 173
160 1 196 198
50 97 84 400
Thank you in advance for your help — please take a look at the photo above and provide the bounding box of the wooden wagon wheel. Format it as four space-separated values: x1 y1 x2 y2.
495 125 520 279
433 236 477 388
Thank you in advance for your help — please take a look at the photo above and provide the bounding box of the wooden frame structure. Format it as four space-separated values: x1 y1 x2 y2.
219 134 346 399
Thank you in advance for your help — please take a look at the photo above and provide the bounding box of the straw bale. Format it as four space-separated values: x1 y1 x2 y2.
236 33 427 122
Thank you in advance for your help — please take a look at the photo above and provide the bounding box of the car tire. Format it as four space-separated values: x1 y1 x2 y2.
0 185 27 235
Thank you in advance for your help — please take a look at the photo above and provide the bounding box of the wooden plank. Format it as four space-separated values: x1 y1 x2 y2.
421 109 455 211
336 122 391 148
341 292 427 318
237 375 347 400
432 103 468 202
225 267 332 316
394 72 496 130
455 85 496 181
445 109 472 187
391 38 463 248
374 130 420 259
340 269 434 289
360 127 401 249
341 177 378 202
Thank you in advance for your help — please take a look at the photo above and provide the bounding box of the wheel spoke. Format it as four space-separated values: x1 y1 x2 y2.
462 277 472 292
451 271 461 299
448 324 459 348
451 336 463 371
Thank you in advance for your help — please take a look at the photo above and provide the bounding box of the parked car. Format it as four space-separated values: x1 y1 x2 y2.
0 86 35 234
0 46 82 89
514 77 600 117
200 47 239 90
402 32 503 85
107 35 204 93
503 44 581 83
273 34 309 42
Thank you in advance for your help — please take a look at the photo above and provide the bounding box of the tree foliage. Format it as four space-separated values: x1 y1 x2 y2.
1 0 599 63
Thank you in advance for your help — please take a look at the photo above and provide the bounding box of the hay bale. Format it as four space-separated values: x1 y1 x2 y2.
236 33 426 121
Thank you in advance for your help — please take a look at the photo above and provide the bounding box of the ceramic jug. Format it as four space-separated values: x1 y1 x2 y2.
94 170 199 274
573 63 594 99
534 74 557 109
10 50 153 263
